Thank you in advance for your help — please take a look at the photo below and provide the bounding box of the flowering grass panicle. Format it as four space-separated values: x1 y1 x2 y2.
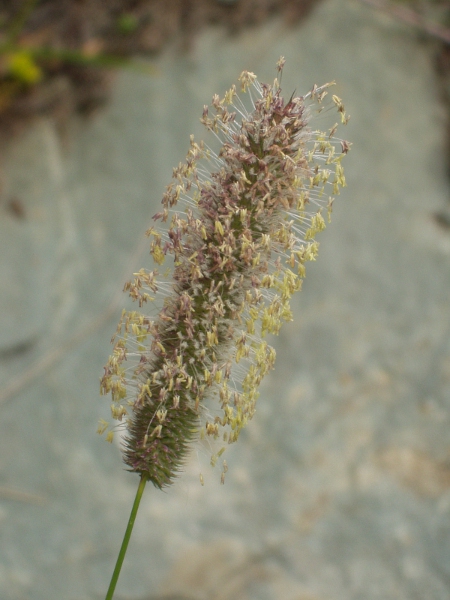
100 58 350 489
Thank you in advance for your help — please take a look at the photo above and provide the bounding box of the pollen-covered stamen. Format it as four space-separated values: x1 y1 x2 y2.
100 59 350 488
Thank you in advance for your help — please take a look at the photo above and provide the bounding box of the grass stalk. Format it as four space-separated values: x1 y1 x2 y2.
105 474 148 600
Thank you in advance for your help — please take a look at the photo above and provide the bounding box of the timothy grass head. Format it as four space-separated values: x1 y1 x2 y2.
100 58 350 489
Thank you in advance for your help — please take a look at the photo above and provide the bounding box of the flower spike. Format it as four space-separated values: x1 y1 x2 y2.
100 59 350 489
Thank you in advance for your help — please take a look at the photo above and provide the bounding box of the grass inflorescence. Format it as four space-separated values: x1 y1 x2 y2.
100 58 350 489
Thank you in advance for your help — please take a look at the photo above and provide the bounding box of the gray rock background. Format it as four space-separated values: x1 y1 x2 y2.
1 1 450 599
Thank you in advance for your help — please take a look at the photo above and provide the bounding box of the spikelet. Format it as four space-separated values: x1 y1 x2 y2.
100 59 350 488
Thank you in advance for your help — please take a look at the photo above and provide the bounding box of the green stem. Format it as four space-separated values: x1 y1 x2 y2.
105 474 148 600
3 44 155 75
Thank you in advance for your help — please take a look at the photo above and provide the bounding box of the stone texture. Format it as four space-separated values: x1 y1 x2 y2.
0 1 450 599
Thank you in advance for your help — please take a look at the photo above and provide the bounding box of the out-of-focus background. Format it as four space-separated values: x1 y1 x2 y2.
1 1 450 599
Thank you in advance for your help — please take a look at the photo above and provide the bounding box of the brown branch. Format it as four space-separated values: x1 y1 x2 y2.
360 0 450 44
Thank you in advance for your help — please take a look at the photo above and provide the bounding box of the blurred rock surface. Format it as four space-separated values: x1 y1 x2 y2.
0 1 450 599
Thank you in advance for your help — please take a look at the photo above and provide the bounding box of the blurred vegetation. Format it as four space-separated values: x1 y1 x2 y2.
0 0 321 136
